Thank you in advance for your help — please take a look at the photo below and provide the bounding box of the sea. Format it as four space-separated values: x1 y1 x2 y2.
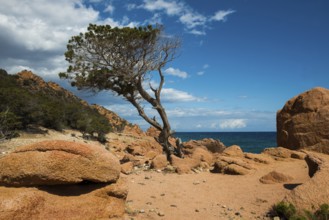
174 132 277 154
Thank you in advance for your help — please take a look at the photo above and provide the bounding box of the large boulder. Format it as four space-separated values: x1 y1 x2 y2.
277 87 329 153
0 140 121 186
0 178 128 220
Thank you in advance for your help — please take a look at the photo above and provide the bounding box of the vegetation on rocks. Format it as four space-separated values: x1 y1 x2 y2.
272 202 329 220
0 69 114 141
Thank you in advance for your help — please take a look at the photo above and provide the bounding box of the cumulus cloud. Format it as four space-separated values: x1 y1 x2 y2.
0 0 142 79
219 119 247 129
164 67 188 79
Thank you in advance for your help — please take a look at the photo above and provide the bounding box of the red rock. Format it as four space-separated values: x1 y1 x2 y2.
182 138 226 155
0 178 127 220
284 152 329 212
222 145 244 157
121 162 134 175
151 154 168 170
0 140 120 186
277 87 329 153
259 171 293 184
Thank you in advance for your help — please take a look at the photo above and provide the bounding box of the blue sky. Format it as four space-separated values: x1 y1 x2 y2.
1 0 328 131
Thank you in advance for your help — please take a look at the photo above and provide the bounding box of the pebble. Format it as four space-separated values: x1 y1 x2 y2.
156 169 162 173
160 193 165 196
195 209 200 212
144 175 151 180
158 211 165 217
139 209 145 213
170 204 177 208
193 181 200 185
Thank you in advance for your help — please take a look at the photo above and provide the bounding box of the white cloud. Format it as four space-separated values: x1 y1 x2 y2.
0 0 141 79
142 0 183 16
179 12 207 29
164 67 188 79
211 10 235 22
188 29 206 36
219 119 247 129
137 0 236 35
104 4 115 14
197 71 205 76
161 88 204 102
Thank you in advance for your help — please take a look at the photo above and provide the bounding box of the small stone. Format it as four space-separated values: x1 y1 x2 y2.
139 209 145 213
235 212 241 216
146 202 152 205
193 181 200 185
222 205 227 208
158 211 165 216
195 209 200 212
160 193 165 196
156 169 162 173
145 175 151 180
170 204 177 208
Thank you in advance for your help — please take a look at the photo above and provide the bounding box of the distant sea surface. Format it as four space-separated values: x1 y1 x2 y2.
174 132 277 154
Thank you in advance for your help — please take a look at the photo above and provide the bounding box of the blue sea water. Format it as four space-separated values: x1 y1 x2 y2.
174 132 277 154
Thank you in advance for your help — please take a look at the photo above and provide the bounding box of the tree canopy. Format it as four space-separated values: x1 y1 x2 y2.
60 24 182 159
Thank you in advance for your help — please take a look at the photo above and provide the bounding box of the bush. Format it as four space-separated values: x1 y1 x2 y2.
273 202 329 220
0 109 21 141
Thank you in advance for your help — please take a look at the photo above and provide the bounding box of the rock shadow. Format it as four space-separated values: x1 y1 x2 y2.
37 181 109 196
283 183 302 190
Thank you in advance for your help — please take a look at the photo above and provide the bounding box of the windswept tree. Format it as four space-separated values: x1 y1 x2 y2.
60 24 182 160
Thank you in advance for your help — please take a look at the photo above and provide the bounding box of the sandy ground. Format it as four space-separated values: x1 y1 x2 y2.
124 159 309 220
0 129 310 220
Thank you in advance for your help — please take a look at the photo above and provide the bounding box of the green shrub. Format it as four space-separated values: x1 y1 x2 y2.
0 69 113 143
273 202 329 220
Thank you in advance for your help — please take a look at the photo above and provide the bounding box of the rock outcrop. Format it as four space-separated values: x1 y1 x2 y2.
0 140 127 219
277 87 329 153
0 140 120 186
284 152 329 212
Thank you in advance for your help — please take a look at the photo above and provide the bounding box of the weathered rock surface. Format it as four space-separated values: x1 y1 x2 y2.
0 140 120 186
277 87 329 153
284 152 329 212
182 138 226 154
259 171 293 184
222 145 244 157
262 147 306 160
212 156 254 175
151 154 168 170
0 178 127 220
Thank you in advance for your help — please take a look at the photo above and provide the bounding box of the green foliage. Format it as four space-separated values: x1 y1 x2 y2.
273 202 329 220
274 201 298 219
60 24 164 96
0 69 113 142
0 109 21 140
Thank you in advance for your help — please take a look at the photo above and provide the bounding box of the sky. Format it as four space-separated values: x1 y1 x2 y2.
0 0 329 132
